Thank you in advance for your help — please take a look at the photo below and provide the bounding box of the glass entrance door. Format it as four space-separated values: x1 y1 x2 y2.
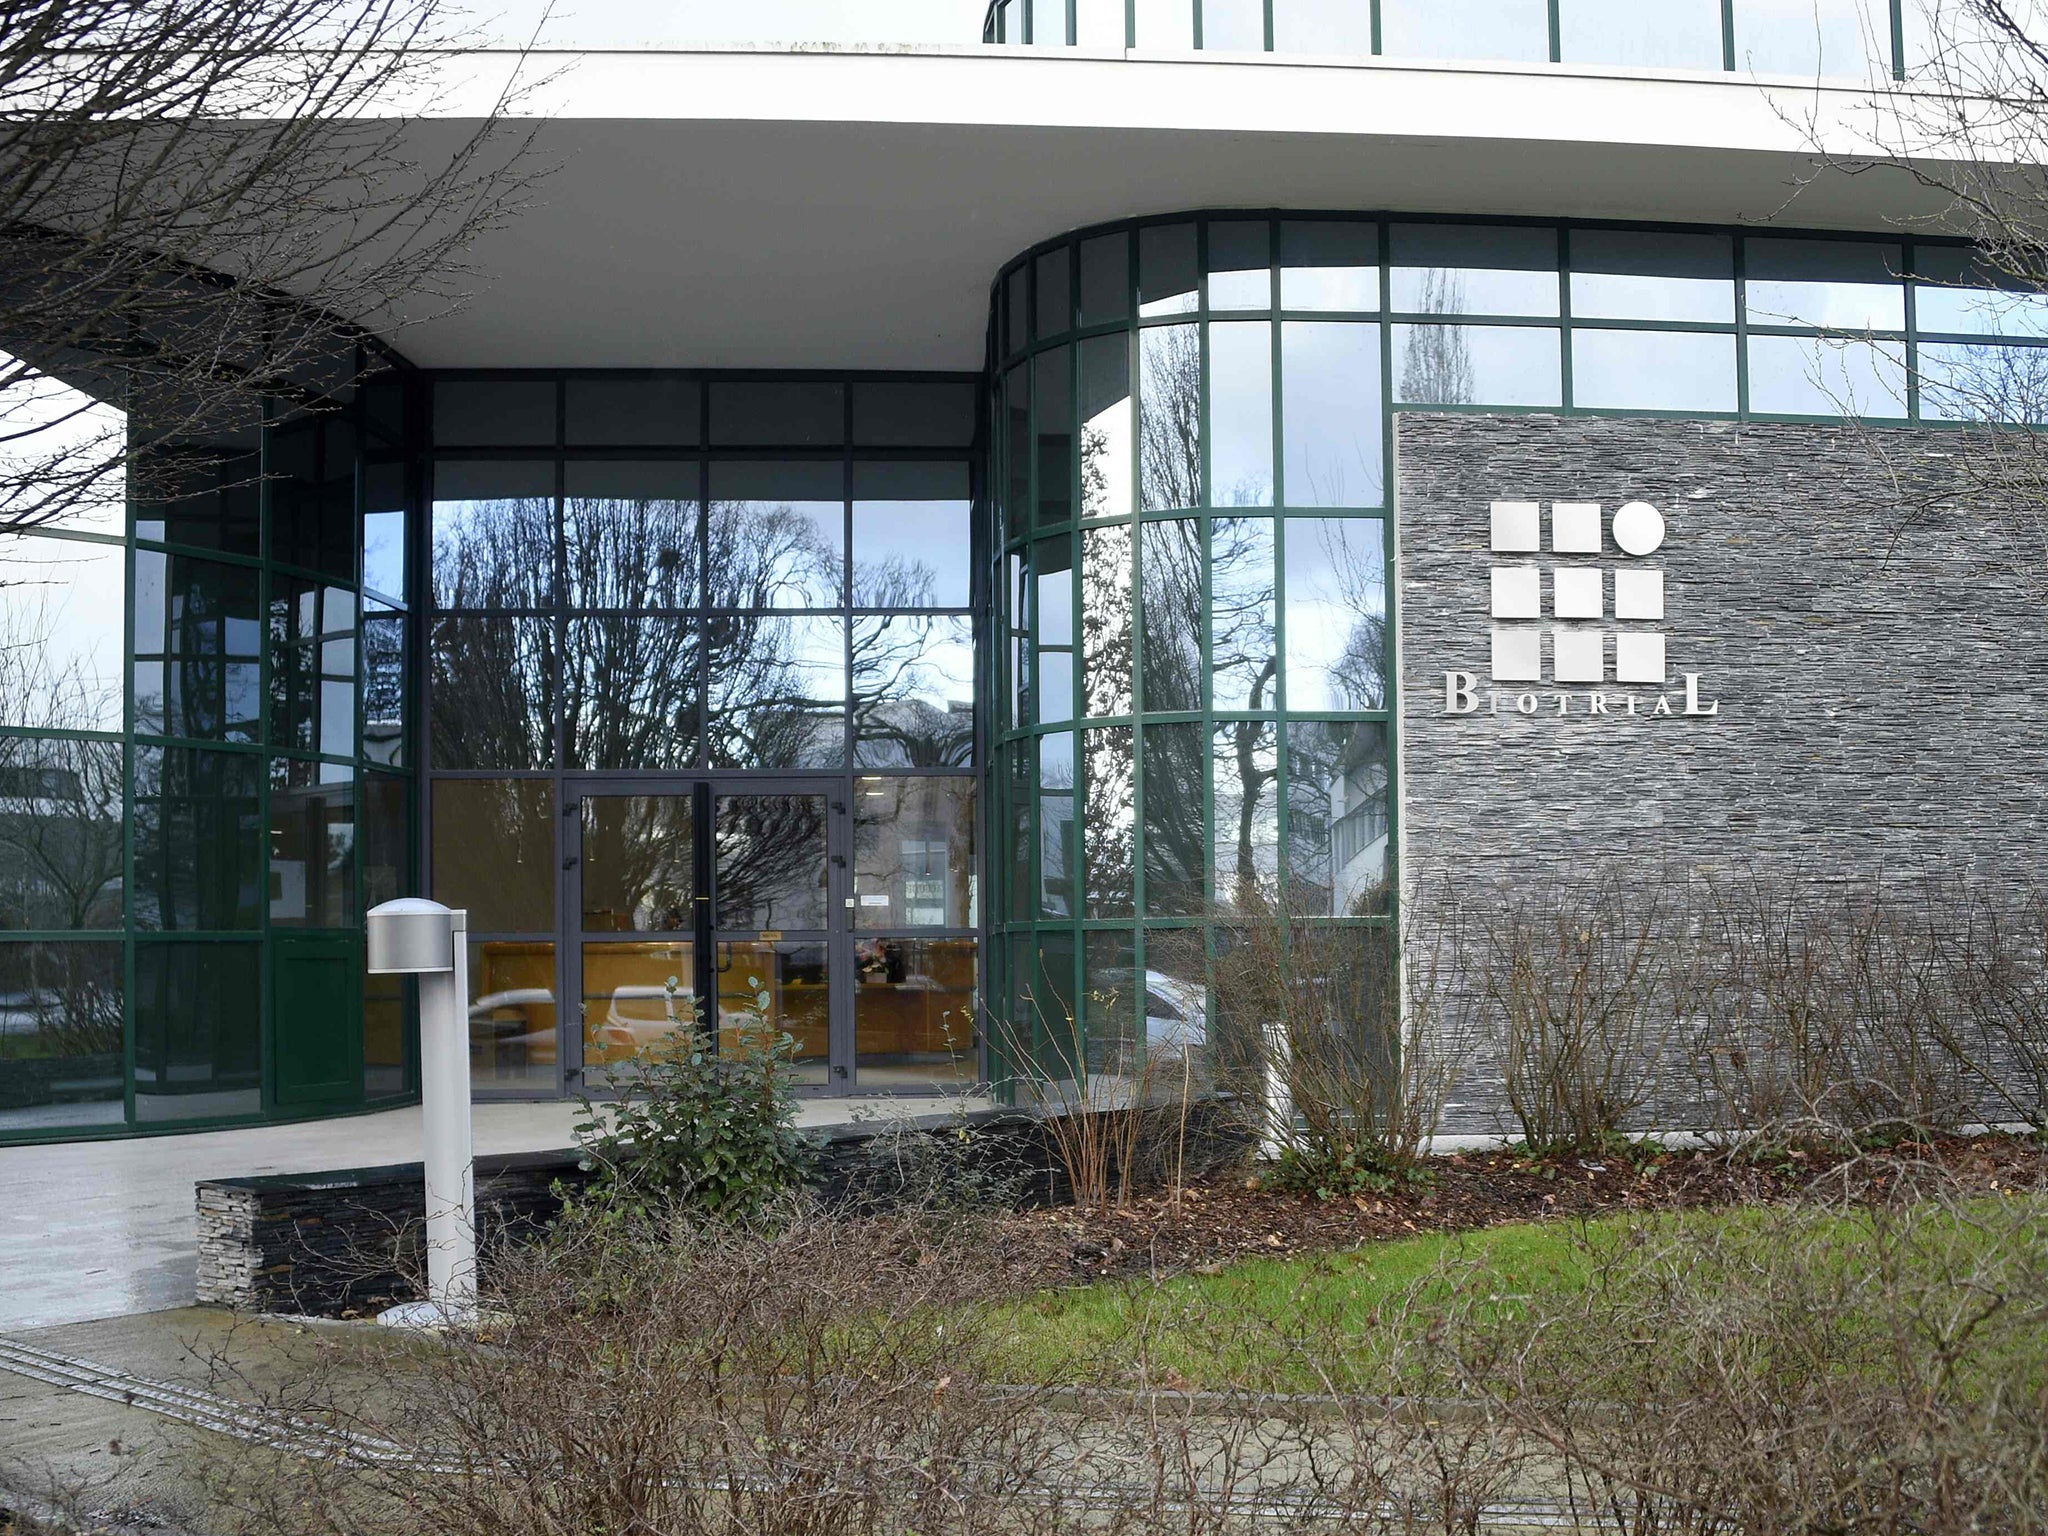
569 779 846 1089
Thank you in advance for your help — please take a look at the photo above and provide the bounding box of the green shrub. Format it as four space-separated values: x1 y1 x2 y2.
570 975 819 1227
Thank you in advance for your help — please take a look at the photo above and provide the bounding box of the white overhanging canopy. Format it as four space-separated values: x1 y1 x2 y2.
358 45 1968 371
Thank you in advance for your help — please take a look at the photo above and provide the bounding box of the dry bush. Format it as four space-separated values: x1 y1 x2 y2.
989 977 1210 1214
1931 879 2048 1133
1693 872 2042 1145
1426 1163 2048 1535
194 1206 1544 1536
204 1209 1074 1536
1207 895 1464 1195
1470 868 1701 1154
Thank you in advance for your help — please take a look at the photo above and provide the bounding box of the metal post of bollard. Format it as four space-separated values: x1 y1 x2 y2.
366 898 476 1326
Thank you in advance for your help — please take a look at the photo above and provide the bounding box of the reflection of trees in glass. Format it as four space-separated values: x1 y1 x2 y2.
362 614 405 766
581 796 694 934
0 943 123 1077
1399 271 1475 404
568 618 700 770
1285 721 1391 918
433 497 553 609
429 617 556 769
708 499 840 610
1211 516 1276 710
714 794 827 932
0 736 121 930
1081 525 1133 718
853 777 976 928
1140 519 1202 713
1290 519 1389 711
0 573 123 930
1083 726 1135 918
1141 325 1202 511
1039 737 1075 918
1143 722 1205 916
705 614 842 770
568 495 698 609
853 616 972 768
1215 721 1278 914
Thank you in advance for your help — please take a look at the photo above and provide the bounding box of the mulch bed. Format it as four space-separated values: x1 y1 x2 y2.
992 1133 2048 1288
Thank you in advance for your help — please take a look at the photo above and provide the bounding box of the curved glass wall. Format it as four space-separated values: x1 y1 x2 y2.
986 0 1961 79
984 210 2048 1080
0 351 420 1140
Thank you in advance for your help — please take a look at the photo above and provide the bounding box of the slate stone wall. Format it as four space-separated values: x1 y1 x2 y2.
1393 414 2048 1132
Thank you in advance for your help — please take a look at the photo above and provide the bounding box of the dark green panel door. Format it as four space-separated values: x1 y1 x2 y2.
272 933 365 1109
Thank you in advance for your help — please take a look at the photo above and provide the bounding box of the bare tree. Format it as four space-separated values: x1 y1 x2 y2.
1795 1 2048 590
0 0 544 539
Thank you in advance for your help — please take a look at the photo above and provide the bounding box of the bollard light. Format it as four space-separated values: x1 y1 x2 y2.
368 898 476 1326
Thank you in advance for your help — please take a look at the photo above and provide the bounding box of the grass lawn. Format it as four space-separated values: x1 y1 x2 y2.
978 1196 2048 1393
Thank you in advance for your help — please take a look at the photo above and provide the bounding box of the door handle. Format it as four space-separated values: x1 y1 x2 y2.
561 856 578 870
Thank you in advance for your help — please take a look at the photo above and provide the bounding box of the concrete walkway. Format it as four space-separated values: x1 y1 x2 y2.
0 1096 986 1332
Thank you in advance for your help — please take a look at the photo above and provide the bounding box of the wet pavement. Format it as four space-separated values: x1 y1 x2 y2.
0 1096 984 1332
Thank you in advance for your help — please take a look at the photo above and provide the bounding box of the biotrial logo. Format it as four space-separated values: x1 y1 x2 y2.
1443 498 1719 720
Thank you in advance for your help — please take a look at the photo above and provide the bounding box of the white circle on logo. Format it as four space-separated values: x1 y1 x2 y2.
1612 501 1665 556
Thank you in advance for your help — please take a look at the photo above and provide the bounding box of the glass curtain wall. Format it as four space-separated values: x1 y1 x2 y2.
985 210 2046 1087
988 0 1911 79
0 348 420 1141
426 373 982 1094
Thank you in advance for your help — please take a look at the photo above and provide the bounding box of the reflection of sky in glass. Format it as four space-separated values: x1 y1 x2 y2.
0 357 125 535
1134 0 1196 48
1039 730 1075 918
1080 336 1133 519
853 499 970 606
1283 322 1383 507
1212 722 1278 912
1210 517 1275 711
1274 0 1376 52
1393 324 1562 407
363 511 406 603
1570 231 1734 322
0 535 125 730
1209 321 1273 507
1076 0 1125 46
1573 330 1738 412
1379 0 1549 60
1279 226 1380 312
1208 223 1272 311
781 615 848 701
1748 335 1908 416
1915 284 2048 340
736 501 843 609
1746 240 1905 330
1735 0 1879 76
1203 0 1265 49
1559 0 1725 67
1918 344 2048 424
1392 226 1559 317
1284 519 1387 712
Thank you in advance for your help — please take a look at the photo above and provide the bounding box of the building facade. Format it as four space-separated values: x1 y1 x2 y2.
3 2 2045 1140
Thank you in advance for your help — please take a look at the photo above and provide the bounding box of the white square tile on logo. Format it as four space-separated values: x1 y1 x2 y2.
1490 627 1542 682
1551 501 1602 553
1552 628 1605 683
1490 501 1541 552
1490 566 1541 619
1552 566 1603 619
1614 567 1665 621
1615 631 1667 684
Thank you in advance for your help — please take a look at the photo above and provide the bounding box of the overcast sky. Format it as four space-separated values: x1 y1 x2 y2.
470 1 993 46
